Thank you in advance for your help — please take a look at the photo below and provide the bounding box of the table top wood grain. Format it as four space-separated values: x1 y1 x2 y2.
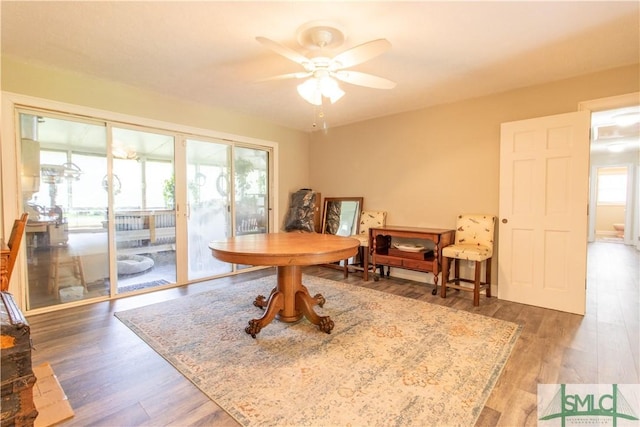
209 232 359 266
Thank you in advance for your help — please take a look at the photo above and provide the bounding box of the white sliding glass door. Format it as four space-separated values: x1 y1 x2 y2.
9 101 276 313
234 146 269 270
186 138 232 280
111 126 176 294
185 141 271 279
234 146 269 236
20 112 110 310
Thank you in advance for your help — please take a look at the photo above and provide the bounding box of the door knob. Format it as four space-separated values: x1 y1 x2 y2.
502 218 508 224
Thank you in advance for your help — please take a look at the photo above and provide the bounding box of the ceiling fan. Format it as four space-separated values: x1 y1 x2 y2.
256 22 396 106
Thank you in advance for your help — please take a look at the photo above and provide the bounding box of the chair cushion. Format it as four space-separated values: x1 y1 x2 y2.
359 211 387 235
454 214 495 247
353 234 369 247
442 244 493 262
348 211 387 247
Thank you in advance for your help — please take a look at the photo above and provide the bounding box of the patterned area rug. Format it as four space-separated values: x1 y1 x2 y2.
115 275 521 426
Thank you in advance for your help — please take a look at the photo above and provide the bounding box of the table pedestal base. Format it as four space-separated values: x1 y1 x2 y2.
245 265 334 338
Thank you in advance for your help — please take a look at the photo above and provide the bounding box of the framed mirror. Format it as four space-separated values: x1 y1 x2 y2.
321 197 363 236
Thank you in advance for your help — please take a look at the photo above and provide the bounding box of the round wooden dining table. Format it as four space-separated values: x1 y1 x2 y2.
209 232 359 338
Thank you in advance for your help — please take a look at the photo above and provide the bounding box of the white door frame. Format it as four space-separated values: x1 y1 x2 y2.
579 92 640 250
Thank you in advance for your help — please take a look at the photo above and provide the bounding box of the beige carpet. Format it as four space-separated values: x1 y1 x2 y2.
115 275 521 426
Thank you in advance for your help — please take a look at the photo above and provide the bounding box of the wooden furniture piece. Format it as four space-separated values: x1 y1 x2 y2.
48 244 87 299
1 291 38 427
209 232 358 338
109 209 176 254
1 214 37 425
2 213 29 292
441 214 496 306
1 245 9 294
370 226 455 292
25 215 67 253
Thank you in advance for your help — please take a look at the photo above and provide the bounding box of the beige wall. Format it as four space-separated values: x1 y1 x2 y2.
310 64 638 282
1 56 311 232
5 58 637 234
2 57 638 287
596 205 626 236
310 64 639 230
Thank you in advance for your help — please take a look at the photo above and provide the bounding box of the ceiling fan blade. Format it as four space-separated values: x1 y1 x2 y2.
256 36 310 65
334 70 396 90
255 72 312 82
332 39 391 69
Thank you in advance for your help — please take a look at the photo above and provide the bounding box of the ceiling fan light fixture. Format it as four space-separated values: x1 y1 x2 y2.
258 23 394 116
297 76 344 106
297 78 322 105
319 75 344 103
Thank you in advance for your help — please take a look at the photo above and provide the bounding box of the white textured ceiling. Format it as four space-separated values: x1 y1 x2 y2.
2 1 639 132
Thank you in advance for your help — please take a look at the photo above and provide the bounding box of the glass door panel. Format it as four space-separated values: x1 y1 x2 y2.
111 127 176 293
234 146 269 270
20 112 109 310
235 146 268 236
186 139 232 280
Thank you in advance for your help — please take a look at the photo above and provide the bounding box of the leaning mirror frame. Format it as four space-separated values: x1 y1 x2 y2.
321 197 363 237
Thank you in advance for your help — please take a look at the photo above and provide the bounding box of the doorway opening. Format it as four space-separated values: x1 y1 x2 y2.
588 104 639 247
592 165 631 243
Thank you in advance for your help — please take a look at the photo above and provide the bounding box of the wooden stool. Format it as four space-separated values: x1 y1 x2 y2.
48 245 86 299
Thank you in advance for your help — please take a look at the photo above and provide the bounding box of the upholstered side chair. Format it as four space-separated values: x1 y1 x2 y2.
345 210 387 280
440 214 496 306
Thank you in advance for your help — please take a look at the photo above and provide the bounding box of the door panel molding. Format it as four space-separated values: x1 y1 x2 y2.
498 111 590 315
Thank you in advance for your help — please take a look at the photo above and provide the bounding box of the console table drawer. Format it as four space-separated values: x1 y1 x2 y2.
374 255 403 266
403 258 435 270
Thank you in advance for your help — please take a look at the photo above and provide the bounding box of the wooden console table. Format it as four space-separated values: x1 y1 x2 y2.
370 226 455 294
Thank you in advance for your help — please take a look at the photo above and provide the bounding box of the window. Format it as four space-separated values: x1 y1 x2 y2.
596 167 627 205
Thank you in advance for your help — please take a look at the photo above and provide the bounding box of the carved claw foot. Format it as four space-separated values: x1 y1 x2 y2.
318 316 335 334
253 295 267 309
313 293 326 308
245 320 263 338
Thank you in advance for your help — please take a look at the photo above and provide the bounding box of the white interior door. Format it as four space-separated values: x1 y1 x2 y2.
498 111 590 315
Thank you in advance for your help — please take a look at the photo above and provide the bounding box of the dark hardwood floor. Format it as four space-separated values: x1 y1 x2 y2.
26 241 639 426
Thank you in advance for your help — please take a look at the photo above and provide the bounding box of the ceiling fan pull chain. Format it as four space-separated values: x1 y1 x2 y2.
312 104 327 131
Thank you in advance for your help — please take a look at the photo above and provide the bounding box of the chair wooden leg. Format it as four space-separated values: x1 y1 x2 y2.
74 256 87 291
362 246 369 281
473 260 481 306
440 256 450 298
453 259 460 285
48 250 59 297
49 248 87 298
485 258 492 298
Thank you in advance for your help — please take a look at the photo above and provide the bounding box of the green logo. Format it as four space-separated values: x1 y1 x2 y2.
539 384 639 426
